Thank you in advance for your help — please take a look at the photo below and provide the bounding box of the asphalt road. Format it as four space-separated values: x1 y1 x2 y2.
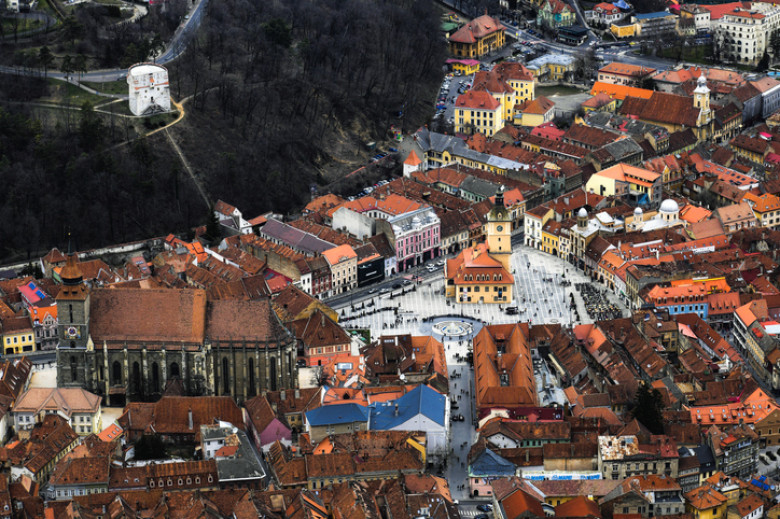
0 0 209 83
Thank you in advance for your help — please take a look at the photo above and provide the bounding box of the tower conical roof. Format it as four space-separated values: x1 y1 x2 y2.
60 253 83 286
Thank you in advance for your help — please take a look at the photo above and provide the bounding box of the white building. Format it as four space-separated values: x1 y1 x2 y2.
13 387 101 436
332 207 375 240
586 2 630 26
714 4 780 65
127 63 171 116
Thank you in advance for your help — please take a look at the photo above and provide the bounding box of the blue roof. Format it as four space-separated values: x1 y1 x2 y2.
370 385 446 430
635 11 672 19
305 403 369 427
469 448 516 477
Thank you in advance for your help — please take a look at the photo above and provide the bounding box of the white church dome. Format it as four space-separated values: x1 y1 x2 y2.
634 207 643 215
659 199 679 214
577 208 588 218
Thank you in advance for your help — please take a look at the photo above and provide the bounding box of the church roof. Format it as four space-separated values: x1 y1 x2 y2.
89 288 207 344
206 297 291 344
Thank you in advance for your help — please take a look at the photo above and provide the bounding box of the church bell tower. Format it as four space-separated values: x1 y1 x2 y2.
486 186 513 272
56 249 91 387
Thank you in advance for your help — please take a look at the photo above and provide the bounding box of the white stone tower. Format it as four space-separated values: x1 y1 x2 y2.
127 63 171 116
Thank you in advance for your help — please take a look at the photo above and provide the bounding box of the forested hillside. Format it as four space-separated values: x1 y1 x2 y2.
168 0 448 216
0 0 446 261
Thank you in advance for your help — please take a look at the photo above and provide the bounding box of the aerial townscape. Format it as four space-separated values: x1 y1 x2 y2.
9 0 780 516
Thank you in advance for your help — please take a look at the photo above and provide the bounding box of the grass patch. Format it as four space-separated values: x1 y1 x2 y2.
39 78 105 106
82 80 127 95
1 16 43 33
659 44 713 64
36 0 62 21
536 85 585 96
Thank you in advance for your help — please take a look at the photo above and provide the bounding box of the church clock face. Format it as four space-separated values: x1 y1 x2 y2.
497 225 503 232
65 326 80 339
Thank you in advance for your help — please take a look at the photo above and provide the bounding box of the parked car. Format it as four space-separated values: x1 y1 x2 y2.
368 288 377 294
392 282 402 289
403 279 412 285
477 504 493 512
380 288 390 294
767 450 777 461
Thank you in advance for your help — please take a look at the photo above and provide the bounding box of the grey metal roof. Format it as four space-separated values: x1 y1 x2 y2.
460 176 499 199
259 218 334 255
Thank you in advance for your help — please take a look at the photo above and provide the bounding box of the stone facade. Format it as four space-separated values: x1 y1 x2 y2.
56 254 297 406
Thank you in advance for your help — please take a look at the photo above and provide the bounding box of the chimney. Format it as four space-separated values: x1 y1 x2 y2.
281 390 287 401
295 388 301 399
394 404 399 417
188 408 193 430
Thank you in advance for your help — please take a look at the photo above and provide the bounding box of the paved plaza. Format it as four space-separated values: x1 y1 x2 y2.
337 244 628 336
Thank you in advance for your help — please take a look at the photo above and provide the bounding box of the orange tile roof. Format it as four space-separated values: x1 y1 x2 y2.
599 62 656 78
518 96 555 115
335 193 424 218
685 486 727 510
594 163 661 183
743 192 780 213
449 14 505 43
446 243 514 286
473 324 537 411
97 423 123 442
405 150 422 166
680 204 712 223
456 90 501 111
590 82 653 101
322 245 356 266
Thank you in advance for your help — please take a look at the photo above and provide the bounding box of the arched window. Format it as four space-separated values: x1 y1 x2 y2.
132 362 141 395
269 359 277 391
70 356 78 382
151 363 160 393
222 357 230 395
248 358 256 396
112 361 122 384
170 362 180 379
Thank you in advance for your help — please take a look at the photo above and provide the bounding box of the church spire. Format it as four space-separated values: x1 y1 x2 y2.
60 234 83 287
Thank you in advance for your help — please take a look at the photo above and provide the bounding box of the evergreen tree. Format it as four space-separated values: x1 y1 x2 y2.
771 31 780 57
631 382 665 434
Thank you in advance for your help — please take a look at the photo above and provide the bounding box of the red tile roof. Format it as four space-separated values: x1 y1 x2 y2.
449 14 505 44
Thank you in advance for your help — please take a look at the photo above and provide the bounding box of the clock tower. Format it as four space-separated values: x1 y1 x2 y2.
56 251 91 387
486 186 513 272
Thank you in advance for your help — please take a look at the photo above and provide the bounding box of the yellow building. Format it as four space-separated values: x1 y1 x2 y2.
445 188 513 304
611 22 639 38
685 486 728 519
754 408 780 447
526 54 578 82
516 96 555 127
541 220 563 256
448 14 506 59
448 58 481 76
471 62 535 125
2 315 36 355
455 90 503 137
742 192 780 229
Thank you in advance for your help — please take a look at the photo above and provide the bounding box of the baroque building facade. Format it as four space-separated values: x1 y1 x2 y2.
56 254 297 406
